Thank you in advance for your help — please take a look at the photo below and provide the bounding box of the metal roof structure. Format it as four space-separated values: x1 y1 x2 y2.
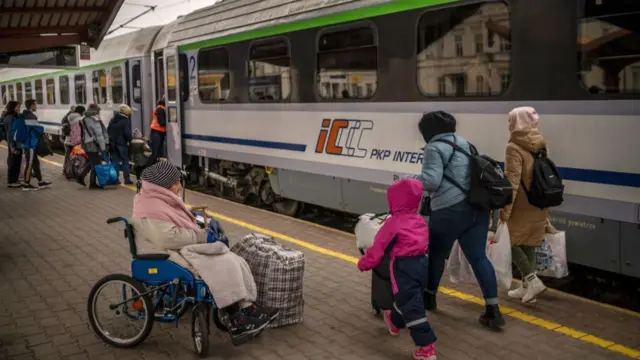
0 0 126 53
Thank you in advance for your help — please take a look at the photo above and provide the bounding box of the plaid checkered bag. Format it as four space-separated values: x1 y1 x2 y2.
231 233 305 328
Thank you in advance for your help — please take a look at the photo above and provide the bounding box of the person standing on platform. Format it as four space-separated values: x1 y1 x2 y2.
147 99 166 166
107 104 134 185
77 104 109 189
3 101 23 188
21 99 51 191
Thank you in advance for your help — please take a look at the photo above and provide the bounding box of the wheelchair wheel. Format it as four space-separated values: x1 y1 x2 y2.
212 307 229 332
87 274 154 348
192 304 210 358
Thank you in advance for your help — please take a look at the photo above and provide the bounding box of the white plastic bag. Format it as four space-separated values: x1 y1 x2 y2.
354 213 390 251
486 224 513 290
447 241 477 284
536 231 569 278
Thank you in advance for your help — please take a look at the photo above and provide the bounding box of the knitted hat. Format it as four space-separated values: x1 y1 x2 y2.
418 111 457 143
119 104 134 116
132 128 143 139
141 161 182 189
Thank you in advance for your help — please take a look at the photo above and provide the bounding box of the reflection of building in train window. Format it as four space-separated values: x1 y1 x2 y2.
417 2 511 97
111 67 124 104
46 79 55 105
248 38 291 101
59 76 70 105
92 70 107 104
25 82 33 100
16 83 23 103
198 47 231 102
317 25 377 100
35 79 44 105
578 0 640 94
75 74 87 105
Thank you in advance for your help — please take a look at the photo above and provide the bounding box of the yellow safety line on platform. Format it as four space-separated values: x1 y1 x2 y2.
3 147 639 359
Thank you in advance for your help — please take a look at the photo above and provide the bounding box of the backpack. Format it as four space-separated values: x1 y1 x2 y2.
521 149 564 209
36 133 53 157
68 120 82 146
434 138 513 211
0 116 6 142
61 120 71 137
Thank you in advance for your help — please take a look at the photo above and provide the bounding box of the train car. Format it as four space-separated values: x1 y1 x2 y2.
147 0 639 280
0 26 162 143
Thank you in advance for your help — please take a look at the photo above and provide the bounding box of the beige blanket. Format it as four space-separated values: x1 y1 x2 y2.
180 243 257 308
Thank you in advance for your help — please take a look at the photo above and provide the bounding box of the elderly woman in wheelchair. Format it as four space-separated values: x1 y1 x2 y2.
87 161 278 357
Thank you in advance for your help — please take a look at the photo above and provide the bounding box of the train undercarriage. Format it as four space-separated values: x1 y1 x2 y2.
185 156 302 217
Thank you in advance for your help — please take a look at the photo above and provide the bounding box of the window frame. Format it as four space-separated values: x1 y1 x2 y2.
179 53 190 102
59 75 70 105
92 69 108 105
24 81 33 100
132 63 142 104
0 85 6 105
111 65 125 104
247 36 293 102
415 1 513 99
576 0 640 98
74 73 87 105
197 46 232 103
35 79 44 105
8 84 15 101
45 78 56 105
315 21 379 101
16 82 23 103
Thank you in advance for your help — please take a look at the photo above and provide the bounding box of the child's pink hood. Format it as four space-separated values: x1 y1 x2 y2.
358 179 429 272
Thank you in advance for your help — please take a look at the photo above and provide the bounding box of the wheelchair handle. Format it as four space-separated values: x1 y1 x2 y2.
106 217 129 225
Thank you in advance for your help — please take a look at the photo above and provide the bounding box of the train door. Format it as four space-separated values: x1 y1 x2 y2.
126 59 143 133
162 46 184 168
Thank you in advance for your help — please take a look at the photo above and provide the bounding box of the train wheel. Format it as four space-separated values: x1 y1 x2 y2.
273 199 301 217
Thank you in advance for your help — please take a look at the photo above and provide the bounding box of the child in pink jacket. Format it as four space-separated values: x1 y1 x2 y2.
358 178 437 360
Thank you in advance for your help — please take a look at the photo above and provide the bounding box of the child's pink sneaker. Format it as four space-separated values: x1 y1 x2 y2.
383 310 400 336
413 344 436 360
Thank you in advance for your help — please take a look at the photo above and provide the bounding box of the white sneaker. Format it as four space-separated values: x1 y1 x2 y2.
522 273 546 303
507 283 527 299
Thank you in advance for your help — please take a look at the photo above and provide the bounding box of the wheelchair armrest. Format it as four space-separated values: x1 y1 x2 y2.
135 253 171 260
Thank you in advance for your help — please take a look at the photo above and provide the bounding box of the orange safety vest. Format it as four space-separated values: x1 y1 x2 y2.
150 105 166 133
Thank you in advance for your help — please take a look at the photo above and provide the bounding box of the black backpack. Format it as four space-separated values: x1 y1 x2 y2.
0 116 6 142
61 121 71 137
521 149 564 209
434 138 513 211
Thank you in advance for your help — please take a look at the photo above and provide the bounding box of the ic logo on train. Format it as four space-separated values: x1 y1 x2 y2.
315 118 373 158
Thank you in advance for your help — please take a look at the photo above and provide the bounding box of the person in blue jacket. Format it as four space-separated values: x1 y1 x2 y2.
411 111 505 330
20 100 51 191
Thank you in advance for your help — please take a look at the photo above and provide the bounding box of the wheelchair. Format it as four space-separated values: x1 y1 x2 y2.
87 212 230 358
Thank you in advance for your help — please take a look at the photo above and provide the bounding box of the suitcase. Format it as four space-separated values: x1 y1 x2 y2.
231 233 305 328
355 213 394 316
359 248 394 316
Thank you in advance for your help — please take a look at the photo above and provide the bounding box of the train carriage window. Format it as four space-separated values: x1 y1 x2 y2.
1 85 6 105
59 76 70 105
35 79 44 104
16 83 23 103
417 2 511 97
132 64 142 103
92 70 107 104
198 47 231 102
46 79 55 105
248 38 291 101
75 74 87 105
8 85 15 101
166 55 177 102
179 54 189 102
111 66 124 104
578 0 640 95
24 81 33 100
317 25 377 100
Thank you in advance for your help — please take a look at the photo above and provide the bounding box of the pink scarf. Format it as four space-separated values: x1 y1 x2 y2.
132 181 199 230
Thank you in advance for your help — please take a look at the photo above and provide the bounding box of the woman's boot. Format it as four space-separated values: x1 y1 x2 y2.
522 273 546 303
508 281 537 303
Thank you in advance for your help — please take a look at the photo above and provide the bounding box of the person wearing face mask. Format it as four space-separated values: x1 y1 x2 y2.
131 161 279 346
410 111 505 330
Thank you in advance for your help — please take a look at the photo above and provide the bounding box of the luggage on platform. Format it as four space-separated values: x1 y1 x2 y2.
231 233 305 328
355 213 394 315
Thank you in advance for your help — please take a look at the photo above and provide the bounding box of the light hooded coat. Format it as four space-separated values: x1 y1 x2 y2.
132 181 257 308
500 107 549 246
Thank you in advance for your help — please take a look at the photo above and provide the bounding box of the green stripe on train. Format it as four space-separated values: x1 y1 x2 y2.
178 0 461 51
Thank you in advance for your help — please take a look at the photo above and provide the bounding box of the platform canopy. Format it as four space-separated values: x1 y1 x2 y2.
0 0 126 54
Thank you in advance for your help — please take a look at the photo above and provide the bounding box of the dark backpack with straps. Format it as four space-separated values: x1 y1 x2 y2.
521 149 564 209
434 138 513 211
